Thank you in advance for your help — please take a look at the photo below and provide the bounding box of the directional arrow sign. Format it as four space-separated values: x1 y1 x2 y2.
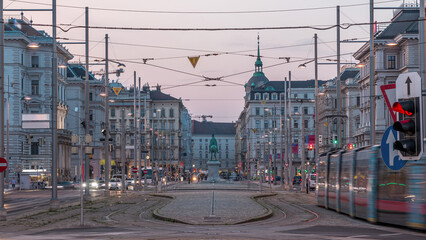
405 77 412 95
396 72 421 98
381 126 407 170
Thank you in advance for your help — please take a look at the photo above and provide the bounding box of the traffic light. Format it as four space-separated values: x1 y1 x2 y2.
308 143 314 151
348 143 354 150
333 136 338 145
392 98 423 160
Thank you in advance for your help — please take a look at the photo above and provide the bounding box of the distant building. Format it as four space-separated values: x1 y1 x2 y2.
191 120 236 173
318 67 360 153
235 38 325 182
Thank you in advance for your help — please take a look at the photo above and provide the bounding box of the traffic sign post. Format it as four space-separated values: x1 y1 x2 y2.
381 126 407 170
0 157 7 172
132 167 138 174
392 72 424 160
143 169 148 174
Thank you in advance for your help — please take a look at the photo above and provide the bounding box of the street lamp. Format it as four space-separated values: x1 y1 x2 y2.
26 42 40 48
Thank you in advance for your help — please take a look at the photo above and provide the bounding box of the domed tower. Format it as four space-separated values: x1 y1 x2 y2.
245 35 269 93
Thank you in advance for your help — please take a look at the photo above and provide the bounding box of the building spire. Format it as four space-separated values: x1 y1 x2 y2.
255 33 263 74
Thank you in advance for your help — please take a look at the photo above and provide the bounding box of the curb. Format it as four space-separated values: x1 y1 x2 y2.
151 192 277 225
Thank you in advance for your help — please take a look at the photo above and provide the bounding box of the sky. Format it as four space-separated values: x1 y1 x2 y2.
4 0 407 122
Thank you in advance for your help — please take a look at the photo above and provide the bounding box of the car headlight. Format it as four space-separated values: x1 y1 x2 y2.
91 183 98 188
82 183 87 187
118 183 121 186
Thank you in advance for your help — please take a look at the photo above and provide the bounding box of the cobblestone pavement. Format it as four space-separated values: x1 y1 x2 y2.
0 181 424 240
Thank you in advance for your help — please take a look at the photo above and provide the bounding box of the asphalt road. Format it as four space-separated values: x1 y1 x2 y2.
0 182 424 240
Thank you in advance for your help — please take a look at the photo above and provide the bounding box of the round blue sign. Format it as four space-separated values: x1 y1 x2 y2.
380 126 407 170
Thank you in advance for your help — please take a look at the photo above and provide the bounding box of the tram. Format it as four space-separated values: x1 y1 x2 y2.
317 146 426 230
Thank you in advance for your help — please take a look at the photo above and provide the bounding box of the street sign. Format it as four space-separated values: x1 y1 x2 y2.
188 56 200 68
284 162 289 168
0 157 8 173
132 167 138 174
143 169 148 174
112 87 122 96
380 126 407 170
396 72 422 99
380 84 397 122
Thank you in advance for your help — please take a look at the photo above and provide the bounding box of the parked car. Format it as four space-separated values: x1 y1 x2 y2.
47 181 74 189
82 179 100 189
306 173 316 190
109 178 122 190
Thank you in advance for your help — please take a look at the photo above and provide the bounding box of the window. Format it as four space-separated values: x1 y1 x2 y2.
31 56 39 68
272 93 278 100
294 120 299 129
304 119 309 128
293 107 298 113
141 108 145 117
89 92 93 101
161 108 166 118
272 120 277 128
387 55 396 69
255 93 261 100
357 96 360 107
304 107 308 115
402 51 406 66
111 108 116 117
31 80 39 95
281 107 284 116
21 53 24 65
264 120 269 129
304 93 308 99
256 120 260 129
255 107 260 115
271 107 276 116
89 110 93 121
264 108 269 116
111 122 116 130
169 108 174 118
263 93 269 100
171 135 175 145
205 145 208 150
199 145 202 150
226 153 229 159
169 122 174 131
31 142 39 155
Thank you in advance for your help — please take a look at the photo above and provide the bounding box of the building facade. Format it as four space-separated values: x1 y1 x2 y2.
191 120 236 174
4 16 73 185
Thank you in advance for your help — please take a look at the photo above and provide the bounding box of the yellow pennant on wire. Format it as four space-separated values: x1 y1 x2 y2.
188 56 200 68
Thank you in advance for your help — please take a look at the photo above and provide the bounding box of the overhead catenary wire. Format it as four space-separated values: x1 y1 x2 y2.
10 0 401 14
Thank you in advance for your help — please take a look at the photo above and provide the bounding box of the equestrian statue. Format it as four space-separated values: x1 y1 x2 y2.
209 134 218 161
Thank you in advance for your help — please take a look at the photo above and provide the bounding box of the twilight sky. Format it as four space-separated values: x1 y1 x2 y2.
4 0 403 122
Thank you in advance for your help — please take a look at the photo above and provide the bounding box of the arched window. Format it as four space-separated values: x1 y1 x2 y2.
263 93 269 100
271 93 278 100
255 93 261 100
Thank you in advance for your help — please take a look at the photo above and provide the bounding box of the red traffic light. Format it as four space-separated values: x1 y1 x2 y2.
348 143 354 150
308 143 314 150
392 101 414 116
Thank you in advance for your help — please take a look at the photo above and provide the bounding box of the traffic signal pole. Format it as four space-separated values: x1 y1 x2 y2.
0 0 6 221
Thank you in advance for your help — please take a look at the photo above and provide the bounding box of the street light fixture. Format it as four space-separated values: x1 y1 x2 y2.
27 42 39 48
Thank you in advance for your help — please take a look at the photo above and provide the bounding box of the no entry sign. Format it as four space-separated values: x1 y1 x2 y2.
132 167 138 173
0 157 8 173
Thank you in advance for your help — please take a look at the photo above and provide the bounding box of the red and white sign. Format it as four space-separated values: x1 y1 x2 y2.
132 167 138 174
143 169 148 174
284 162 289 168
380 84 397 122
0 157 8 173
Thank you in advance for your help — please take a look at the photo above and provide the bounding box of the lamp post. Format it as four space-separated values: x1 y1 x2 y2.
104 34 110 196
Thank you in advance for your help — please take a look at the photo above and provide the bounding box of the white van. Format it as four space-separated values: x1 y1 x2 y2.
307 173 316 190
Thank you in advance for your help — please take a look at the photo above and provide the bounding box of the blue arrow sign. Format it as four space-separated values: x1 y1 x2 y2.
381 126 407 170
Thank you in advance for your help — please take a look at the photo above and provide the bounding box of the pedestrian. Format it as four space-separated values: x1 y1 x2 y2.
12 178 16 190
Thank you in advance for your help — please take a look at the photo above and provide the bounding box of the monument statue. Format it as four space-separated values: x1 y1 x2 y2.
209 134 218 161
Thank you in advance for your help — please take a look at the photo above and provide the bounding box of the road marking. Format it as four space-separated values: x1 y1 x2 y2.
379 233 402 236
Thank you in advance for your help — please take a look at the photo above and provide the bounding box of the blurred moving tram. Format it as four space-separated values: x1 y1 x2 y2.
317 146 426 230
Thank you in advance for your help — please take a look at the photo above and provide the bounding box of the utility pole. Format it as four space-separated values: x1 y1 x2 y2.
314 33 319 188
138 77 142 189
0 0 5 220
301 108 306 192
369 0 376 145
84 6 90 199
279 92 283 187
133 71 137 190
104 34 110 196
50 0 59 209
120 108 125 193
284 77 288 188
288 71 293 183
336 5 342 149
